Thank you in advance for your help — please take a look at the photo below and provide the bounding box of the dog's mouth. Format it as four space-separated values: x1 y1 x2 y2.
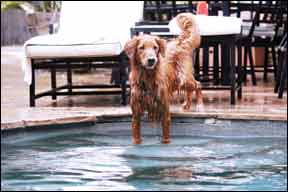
144 64 156 70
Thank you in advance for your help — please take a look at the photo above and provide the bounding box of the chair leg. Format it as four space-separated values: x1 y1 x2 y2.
221 44 231 85
29 61 36 107
203 46 209 82
213 45 219 85
248 47 257 86
194 48 200 81
274 50 282 93
243 46 248 84
119 53 128 105
237 45 242 99
121 79 127 105
230 44 236 105
120 64 127 105
271 47 277 81
51 68 57 100
263 47 268 82
67 63 72 94
278 52 287 98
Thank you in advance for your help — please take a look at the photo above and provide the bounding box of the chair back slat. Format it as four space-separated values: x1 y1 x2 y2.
143 1 197 22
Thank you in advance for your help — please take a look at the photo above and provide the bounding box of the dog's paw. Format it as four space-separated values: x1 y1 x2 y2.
162 138 170 144
133 138 142 145
195 104 204 112
182 102 191 111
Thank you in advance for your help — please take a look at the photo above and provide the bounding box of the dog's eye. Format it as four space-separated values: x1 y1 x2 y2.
139 45 144 50
154 46 158 50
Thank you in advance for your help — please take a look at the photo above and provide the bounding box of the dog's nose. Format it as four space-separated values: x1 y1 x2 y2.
147 58 156 66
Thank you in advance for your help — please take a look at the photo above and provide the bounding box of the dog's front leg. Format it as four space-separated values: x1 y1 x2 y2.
160 95 171 144
132 113 141 144
130 86 142 144
161 110 171 144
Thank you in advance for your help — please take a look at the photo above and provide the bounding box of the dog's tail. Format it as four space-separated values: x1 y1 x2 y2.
175 13 201 49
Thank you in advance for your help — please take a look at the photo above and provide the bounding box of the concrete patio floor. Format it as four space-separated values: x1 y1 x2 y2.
1 46 287 130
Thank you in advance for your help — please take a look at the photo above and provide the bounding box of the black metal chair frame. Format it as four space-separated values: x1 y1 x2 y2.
274 34 287 98
277 49 287 98
233 1 286 85
29 54 128 107
208 1 286 86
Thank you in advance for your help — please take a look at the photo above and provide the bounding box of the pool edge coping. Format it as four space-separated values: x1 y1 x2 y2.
1 111 287 131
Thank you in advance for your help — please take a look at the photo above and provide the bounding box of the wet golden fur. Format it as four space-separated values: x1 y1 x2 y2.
165 12 204 110
124 13 204 144
124 35 170 144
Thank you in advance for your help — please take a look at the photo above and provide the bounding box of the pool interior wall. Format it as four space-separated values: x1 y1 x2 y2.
1 117 287 191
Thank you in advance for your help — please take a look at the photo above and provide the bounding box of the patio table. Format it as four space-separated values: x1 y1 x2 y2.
131 15 243 105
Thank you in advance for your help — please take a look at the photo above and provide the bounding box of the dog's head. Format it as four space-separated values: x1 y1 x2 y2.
124 34 166 70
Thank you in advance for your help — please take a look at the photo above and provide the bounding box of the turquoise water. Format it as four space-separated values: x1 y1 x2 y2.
1 119 287 191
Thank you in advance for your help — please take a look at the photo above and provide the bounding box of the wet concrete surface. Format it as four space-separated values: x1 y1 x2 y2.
1 46 287 129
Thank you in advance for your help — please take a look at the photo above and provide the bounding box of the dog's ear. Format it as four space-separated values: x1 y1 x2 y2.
124 36 139 61
155 37 166 57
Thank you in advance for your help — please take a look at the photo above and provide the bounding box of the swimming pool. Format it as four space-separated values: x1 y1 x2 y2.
1 117 287 191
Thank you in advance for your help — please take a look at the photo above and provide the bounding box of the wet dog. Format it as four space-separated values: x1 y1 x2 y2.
124 34 170 144
124 13 204 144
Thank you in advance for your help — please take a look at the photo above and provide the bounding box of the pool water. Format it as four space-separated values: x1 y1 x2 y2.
1 118 287 191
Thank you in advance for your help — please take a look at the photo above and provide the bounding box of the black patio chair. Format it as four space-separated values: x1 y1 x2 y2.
236 1 287 85
23 2 143 107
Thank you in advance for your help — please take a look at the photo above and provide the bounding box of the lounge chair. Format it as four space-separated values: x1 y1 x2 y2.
22 1 144 106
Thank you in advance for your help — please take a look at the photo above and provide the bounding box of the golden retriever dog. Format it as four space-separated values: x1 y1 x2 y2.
124 13 203 144
124 34 170 144
166 12 204 111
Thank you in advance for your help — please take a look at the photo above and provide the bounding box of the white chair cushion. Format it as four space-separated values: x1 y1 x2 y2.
22 34 123 85
25 34 122 58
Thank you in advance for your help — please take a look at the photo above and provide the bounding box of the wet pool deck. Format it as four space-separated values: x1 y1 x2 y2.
1 46 287 130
